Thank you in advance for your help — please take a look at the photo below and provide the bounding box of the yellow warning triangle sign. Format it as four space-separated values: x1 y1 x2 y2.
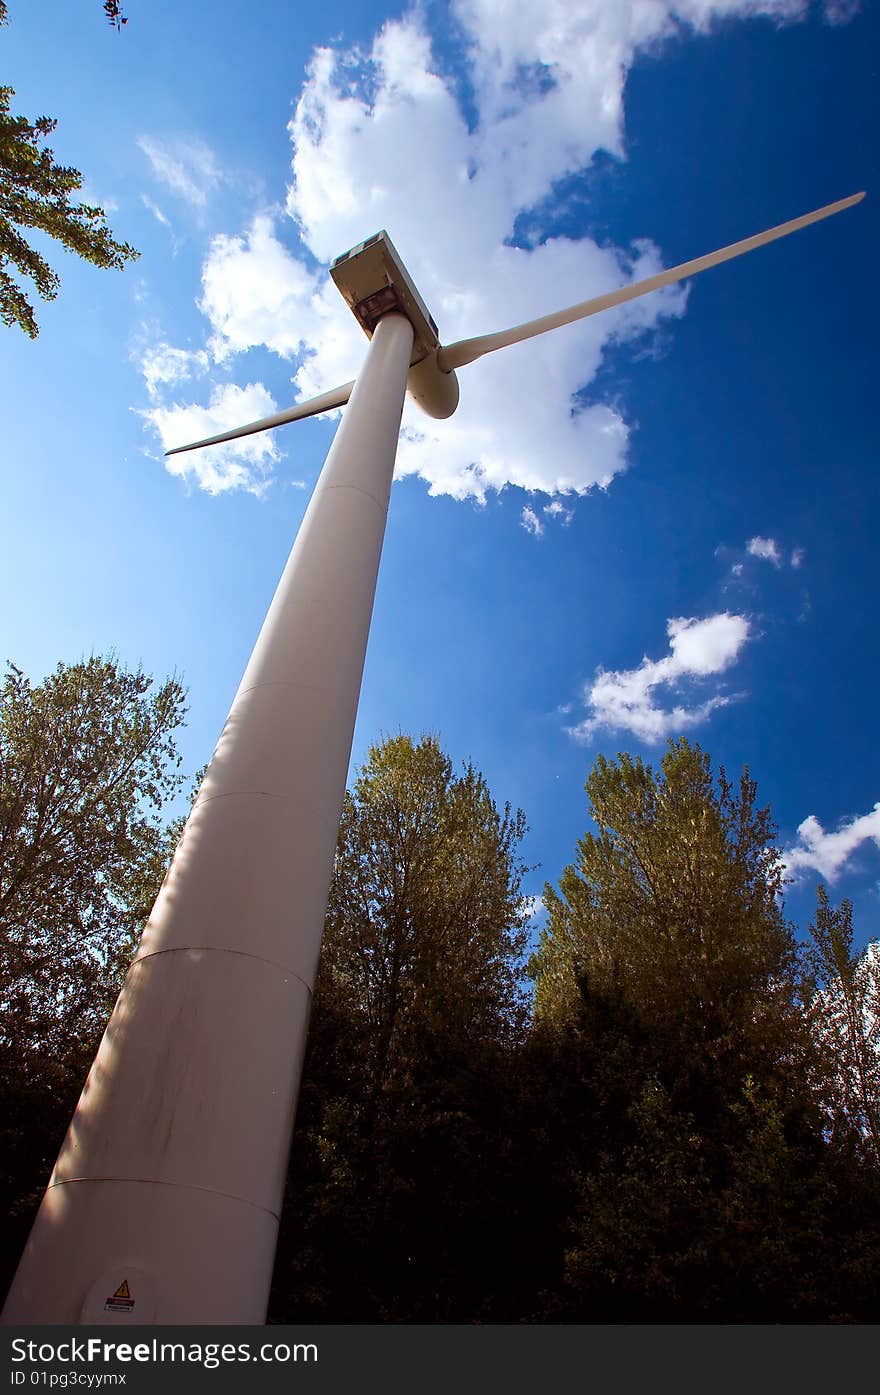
111 1280 132 1299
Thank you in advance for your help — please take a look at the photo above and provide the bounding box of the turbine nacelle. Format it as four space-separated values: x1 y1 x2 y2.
330 229 459 420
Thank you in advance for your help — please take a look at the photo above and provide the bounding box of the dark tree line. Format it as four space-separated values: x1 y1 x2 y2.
268 738 880 1322
0 657 187 1298
2 656 879 1320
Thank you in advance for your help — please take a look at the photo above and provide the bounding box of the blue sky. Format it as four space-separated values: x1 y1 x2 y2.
1 0 877 951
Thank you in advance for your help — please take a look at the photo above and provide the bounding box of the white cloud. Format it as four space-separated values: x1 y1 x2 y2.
138 135 223 208
519 495 575 536
141 194 172 230
783 804 880 882
144 0 829 498
544 499 575 525
281 12 699 503
141 382 281 496
522 895 546 921
570 611 750 743
747 535 783 566
79 184 118 215
139 342 209 399
743 535 805 570
199 215 321 362
822 0 860 25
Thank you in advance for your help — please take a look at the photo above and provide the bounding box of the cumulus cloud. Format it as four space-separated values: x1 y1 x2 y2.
141 382 281 496
521 506 544 537
783 804 880 882
747 535 783 566
138 135 223 208
741 535 805 572
200 215 321 361
822 0 860 25
570 611 750 743
722 535 806 587
139 342 209 399
522 498 576 537
142 0 829 497
545 499 575 526
279 11 699 502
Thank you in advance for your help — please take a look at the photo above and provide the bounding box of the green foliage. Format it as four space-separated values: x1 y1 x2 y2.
534 741 797 1059
528 740 877 1320
266 735 880 1322
0 655 188 1299
321 733 529 1066
3 695 879 1322
102 2 128 29
270 734 531 1321
0 4 126 34
0 656 188 1044
806 886 880 1164
0 4 138 336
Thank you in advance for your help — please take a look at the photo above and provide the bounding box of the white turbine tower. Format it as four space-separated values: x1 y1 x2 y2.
2 191 864 1326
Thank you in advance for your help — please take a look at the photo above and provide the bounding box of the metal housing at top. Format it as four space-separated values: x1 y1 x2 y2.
330 231 440 367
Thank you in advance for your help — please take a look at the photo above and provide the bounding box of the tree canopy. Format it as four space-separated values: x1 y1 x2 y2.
102 2 128 29
0 655 187 1048
0 4 126 34
0 655 188 1301
528 740 879 1320
533 740 799 1068
2 701 879 1322
320 733 529 1066
268 736 880 1322
270 734 531 1321
0 2 138 336
806 886 880 1165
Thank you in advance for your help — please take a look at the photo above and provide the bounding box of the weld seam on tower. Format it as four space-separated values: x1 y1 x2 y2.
132 945 313 994
314 480 389 511
42 1177 282 1221
190 790 329 824
231 679 343 700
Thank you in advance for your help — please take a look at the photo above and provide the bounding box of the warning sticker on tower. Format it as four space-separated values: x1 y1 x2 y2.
104 1279 135 1313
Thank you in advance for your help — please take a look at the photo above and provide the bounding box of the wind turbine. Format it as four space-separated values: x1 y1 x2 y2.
2 191 864 1326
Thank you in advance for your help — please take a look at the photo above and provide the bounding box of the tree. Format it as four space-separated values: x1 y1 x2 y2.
0 654 188 1300
534 740 798 1060
321 733 529 1078
270 734 531 1321
0 655 188 1042
529 740 838 1320
0 2 138 337
806 887 880 1165
264 734 880 1321
0 3 126 29
102 2 128 29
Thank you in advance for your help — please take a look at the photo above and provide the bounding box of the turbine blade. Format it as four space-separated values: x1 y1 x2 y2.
437 192 865 372
164 379 356 457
